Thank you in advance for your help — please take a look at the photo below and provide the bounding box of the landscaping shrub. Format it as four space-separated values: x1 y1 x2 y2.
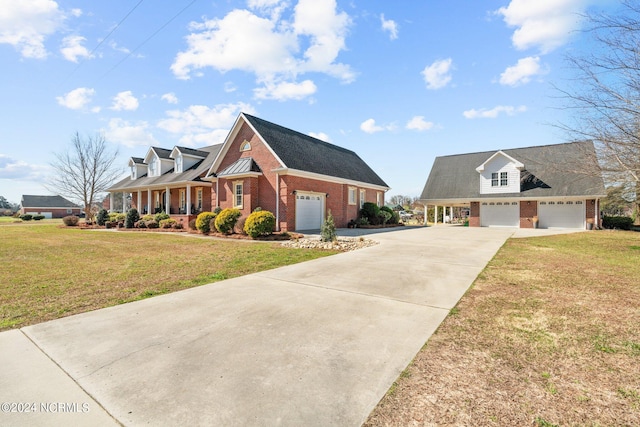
188 218 197 230
126 208 140 229
19 214 33 221
32 215 45 221
96 209 109 226
135 220 147 228
602 216 633 230
215 208 242 234
154 212 170 222
321 210 337 242
196 211 217 234
141 214 154 221
378 209 392 225
115 213 126 222
360 202 380 225
174 222 184 230
146 220 159 229
380 206 398 224
62 215 79 226
108 212 119 222
160 218 177 229
244 210 276 238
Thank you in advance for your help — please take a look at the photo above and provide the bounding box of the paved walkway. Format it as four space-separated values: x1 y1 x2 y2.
0 226 576 426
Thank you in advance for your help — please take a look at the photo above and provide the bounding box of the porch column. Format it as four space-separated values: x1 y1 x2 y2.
186 184 191 215
109 193 114 212
147 189 152 214
137 190 141 212
423 204 428 226
435 205 439 225
122 192 127 212
165 187 170 214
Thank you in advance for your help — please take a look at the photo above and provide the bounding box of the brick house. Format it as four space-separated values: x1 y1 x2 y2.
419 141 606 229
107 113 389 231
20 195 82 218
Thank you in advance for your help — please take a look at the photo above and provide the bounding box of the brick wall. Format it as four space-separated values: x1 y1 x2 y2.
519 201 537 228
586 199 596 226
469 202 480 227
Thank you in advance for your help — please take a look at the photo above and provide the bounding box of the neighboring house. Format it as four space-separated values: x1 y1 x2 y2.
20 195 82 218
107 113 389 231
419 141 606 229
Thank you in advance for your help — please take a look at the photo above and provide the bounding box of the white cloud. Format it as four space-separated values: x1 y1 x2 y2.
110 91 139 111
360 118 395 134
308 131 330 142
60 35 92 62
422 58 453 90
496 0 590 53
380 14 398 40
56 87 95 110
161 92 179 104
499 56 546 86
157 102 256 147
0 154 48 180
406 116 434 131
0 0 68 58
104 119 157 148
171 0 354 100
254 79 317 101
463 105 527 119
224 82 237 93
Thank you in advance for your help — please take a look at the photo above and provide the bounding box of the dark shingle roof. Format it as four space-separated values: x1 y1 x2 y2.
109 144 223 191
152 147 172 160
218 157 262 177
420 141 606 201
21 195 80 208
243 114 388 187
131 157 145 164
176 147 209 158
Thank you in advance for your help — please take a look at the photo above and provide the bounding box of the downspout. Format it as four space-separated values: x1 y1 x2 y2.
275 173 280 231
216 180 219 209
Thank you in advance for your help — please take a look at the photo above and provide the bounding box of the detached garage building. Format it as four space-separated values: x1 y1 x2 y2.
20 195 82 218
419 141 606 229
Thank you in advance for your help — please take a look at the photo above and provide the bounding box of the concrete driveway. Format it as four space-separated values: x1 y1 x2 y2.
1 226 515 426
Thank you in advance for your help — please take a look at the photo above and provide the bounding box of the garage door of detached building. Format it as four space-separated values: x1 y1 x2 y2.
538 200 584 229
480 201 519 227
295 192 325 231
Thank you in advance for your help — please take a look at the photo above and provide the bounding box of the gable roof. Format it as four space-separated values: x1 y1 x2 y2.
218 157 262 177
21 195 80 208
241 113 388 188
475 150 523 172
171 146 209 159
420 141 606 201
108 144 223 191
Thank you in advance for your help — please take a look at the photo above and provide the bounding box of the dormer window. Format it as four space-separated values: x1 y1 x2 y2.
500 172 508 186
240 140 251 151
130 165 136 179
148 157 157 177
175 155 183 173
491 172 508 187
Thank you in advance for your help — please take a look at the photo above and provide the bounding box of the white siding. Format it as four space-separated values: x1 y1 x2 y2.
479 155 520 195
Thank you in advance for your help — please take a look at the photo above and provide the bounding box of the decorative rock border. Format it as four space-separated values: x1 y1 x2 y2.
280 237 378 252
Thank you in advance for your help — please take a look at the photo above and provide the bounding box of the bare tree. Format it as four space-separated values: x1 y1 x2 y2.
48 132 121 221
555 0 640 217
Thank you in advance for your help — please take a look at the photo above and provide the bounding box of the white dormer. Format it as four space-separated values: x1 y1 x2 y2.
170 147 207 174
476 151 524 194
128 157 147 180
143 147 174 177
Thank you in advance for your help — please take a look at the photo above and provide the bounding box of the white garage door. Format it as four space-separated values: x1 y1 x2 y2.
538 200 584 229
480 201 519 227
295 192 324 231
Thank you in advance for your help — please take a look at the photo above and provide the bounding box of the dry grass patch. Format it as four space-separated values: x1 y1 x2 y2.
365 231 640 426
0 223 337 330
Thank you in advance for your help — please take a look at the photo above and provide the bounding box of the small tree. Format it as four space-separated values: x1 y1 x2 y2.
125 208 140 229
96 209 109 226
321 210 337 242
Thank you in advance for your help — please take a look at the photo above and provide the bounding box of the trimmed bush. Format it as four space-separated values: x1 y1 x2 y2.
379 206 398 224
378 209 392 225
321 210 337 242
160 218 177 229
196 211 217 234
63 215 79 226
188 218 197 230
135 220 147 228
215 208 242 234
244 210 276 238
146 220 159 229
602 216 633 230
19 214 33 221
174 222 184 230
126 208 140 229
154 212 170 222
360 202 380 225
96 209 109 226
32 215 45 221
141 214 154 221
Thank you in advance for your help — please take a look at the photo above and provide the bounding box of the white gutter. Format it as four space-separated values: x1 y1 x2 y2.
275 172 280 231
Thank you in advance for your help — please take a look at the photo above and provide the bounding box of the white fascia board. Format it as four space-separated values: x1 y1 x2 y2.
112 181 213 192
274 167 390 192
142 148 158 164
170 147 206 160
217 172 262 179
476 150 524 172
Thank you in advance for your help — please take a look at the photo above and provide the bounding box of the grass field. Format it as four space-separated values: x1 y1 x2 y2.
0 222 337 330
366 230 640 426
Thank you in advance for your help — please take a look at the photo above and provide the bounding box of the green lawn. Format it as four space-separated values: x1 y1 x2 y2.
0 223 337 330
366 230 640 426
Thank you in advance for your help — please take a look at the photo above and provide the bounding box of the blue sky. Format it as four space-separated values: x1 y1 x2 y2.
0 0 618 204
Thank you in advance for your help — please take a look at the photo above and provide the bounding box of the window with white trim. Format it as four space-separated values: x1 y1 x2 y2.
377 192 382 207
148 157 157 177
491 172 499 187
234 181 243 208
500 172 508 186
348 187 356 205
196 188 203 211
240 140 251 151
359 189 366 209
175 155 183 173
179 189 186 213
130 165 136 179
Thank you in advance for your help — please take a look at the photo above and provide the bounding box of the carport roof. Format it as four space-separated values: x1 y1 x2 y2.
420 141 606 202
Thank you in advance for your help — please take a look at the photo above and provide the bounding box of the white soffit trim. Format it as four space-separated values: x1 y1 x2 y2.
275 167 390 192
476 150 524 172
